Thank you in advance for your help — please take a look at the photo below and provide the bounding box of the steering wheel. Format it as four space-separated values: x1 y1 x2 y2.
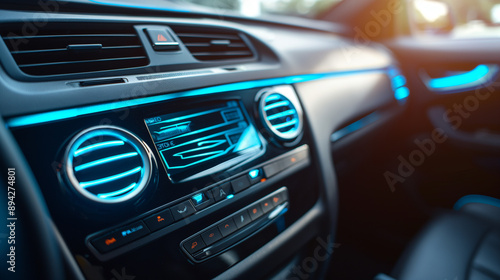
0 116 64 280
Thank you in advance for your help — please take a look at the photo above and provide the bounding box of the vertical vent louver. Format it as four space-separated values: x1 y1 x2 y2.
171 26 254 61
1 23 149 76
63 126 154 204
259 86 303 141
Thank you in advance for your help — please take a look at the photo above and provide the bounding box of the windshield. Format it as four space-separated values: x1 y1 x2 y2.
179 0 343 18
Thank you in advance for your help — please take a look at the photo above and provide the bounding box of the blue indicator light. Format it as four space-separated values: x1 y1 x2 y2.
226 194 234 199
429 65 490 89
121 224 144 237
249 169 260 179
192 193 204 205
74 140 124 157
395 87 410 101
75 152 138 172
392 75 407 89
97 183 137 199
79 166 142 188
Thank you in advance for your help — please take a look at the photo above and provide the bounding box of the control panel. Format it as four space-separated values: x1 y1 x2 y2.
181 187 289 262
10 84 320 279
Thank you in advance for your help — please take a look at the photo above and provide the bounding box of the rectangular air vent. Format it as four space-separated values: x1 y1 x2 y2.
171 26 254 61
1 23 149 76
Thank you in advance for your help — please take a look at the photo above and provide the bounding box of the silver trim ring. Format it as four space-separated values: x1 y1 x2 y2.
62 125 154 204
259 85 304 141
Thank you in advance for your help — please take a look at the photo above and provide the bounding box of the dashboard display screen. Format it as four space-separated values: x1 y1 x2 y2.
145 101 262 182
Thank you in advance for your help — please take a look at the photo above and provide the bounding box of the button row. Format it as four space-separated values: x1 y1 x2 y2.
182 189 288 257
263 148 308 178
88 147 306 255
90 168 267 254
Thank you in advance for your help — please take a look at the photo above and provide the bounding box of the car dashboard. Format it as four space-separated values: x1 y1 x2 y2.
0 5 408 280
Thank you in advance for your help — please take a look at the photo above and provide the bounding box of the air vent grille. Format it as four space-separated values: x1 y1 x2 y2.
2 23 149 76
63 126 153 204
172 26 254 61
259 86 303 141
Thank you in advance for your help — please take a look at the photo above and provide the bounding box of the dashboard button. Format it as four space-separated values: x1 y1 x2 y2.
263 161 283 178
260 198 274 213
248 204 263 221
116 221 150 244
144 209 174 232
270 192 285 207
231 175 251 193
201 228 222 246
233 211 251 229
183 235 206 255
170 201 196 221
218 219 237 237
248 168 264 184
145 28 180 51
91 232 125 253
211 182 233 202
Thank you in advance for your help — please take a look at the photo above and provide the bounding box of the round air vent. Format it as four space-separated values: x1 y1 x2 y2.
62 126 155 204
259 85 303 142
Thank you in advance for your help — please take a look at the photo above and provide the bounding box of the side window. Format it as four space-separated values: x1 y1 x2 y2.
409 0 500 38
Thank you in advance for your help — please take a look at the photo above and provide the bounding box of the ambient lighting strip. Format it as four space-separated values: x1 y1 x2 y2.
424 64 499 93
6 68 390 128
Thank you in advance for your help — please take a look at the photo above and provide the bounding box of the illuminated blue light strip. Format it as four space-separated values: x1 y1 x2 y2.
453 194 500 211
395 87 410 101
74 140 124 157
80 166 142 188
88 0 191 13
429 65 490 89
264 101 290 111
392 75 407 89
74 152 139 172
331 112 380 142
6 68 387 128
267 109 296 121
272 119 297 130
97 183 137 199
226 194 234 199
265 94 281 102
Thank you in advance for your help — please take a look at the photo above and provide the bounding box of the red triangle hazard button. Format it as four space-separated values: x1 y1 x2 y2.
145 28 180 51
157 34 168 42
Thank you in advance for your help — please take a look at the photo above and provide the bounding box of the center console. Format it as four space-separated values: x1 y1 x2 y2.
10 84 321 279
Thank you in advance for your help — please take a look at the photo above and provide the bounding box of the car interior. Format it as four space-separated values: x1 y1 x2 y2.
1 0 500 279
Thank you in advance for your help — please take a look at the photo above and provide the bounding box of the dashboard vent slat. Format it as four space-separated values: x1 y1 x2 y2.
259 86 304 142
2 23 149 76
172 26 254 61
62 126 154 204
